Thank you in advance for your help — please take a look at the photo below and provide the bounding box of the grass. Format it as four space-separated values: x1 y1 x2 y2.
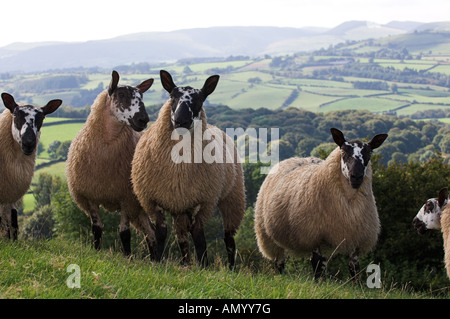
38 122 84 159
320 97 404 113
32 161 67 182
0 238 444 299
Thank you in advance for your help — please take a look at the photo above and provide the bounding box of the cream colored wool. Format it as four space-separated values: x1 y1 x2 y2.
439 206 450 278
0 110 36 237
66 90 154 241
0 109 36 205
255 147 380 262
131 100 245 237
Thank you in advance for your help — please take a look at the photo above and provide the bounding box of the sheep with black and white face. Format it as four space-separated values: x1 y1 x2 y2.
0 93 62 239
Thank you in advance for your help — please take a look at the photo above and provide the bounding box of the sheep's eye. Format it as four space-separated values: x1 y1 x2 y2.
118 92 125 98
35 113 44 130
426 201 435 212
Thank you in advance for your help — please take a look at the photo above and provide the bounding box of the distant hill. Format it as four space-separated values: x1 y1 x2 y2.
0 21 447 73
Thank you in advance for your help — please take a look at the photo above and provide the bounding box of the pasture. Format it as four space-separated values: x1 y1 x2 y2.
0 238 437 299
2 55 450 118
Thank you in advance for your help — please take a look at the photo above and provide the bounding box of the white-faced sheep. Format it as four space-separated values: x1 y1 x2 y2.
66 70 156 257
0 93 62 240
413 187 450 278
254 128 388 278
131 70 245 268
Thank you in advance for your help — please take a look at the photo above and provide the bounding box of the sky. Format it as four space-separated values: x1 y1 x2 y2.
1 0 450 47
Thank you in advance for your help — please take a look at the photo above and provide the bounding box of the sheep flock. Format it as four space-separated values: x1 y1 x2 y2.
2 68 449 284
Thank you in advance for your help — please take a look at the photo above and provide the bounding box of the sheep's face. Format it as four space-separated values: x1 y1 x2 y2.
160 70 220 130
340 140 372 189
331 128 388 189
108 70 153 132
169 86 204 130
110 86 150 131
1 93 62 156
413 188 448 235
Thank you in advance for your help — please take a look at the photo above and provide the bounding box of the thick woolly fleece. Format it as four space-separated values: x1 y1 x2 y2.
66 90 148 228
440 206 450 278
131 99 245 233
255 146 380 261
0 109 37 205
0 109 36 237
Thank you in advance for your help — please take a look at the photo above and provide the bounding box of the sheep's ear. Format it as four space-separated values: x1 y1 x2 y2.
438 187 448 208
1 93 18 113
136 78 154 93
42 99 63 115
330 128 345 147
202 75 220 98
160 70 176 93
108 70 120 96
368 133 388 150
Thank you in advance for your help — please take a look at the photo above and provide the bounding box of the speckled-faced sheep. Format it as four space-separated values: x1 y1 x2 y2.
0 93 62 240
255 128 388 278
131 70 245 268
66 70 156 257
413 187 450 278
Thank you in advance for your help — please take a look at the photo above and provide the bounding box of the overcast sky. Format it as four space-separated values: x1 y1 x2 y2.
1 0 449 47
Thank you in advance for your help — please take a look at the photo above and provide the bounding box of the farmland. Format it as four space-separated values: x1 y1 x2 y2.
2 56 450 118
3 36 450 213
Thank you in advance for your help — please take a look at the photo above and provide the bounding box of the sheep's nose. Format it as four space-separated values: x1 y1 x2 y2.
174 120 192 129
413 217 427 235
137 117 149 126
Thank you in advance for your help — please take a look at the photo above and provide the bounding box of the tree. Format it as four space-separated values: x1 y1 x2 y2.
183 66 193 74
295 137 321 157
33 173 64 209
51 183 121 249
56 140 71 160
22 205 55 240
47 140 61 159
37 141 44 155
391 83 399 94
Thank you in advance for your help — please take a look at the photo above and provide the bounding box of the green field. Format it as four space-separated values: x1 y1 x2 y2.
0 238 438 299
2 54 450 116
39 122 84 156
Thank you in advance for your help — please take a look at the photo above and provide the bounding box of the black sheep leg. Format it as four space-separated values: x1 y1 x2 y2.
311 248 327 279
155 210 167 261
224 230 236 270
10 207 18 241
348 248 360 280
191 221 208 268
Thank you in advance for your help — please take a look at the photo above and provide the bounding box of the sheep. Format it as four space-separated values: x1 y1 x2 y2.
131 70 245 268
254 128 388 278
413 187 450 278
0 93 62 240
66 70 156 257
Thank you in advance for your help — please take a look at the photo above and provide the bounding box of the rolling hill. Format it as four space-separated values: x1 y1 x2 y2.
0 21 445 73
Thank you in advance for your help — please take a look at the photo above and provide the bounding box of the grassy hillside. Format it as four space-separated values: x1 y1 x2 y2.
0 238 441 299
